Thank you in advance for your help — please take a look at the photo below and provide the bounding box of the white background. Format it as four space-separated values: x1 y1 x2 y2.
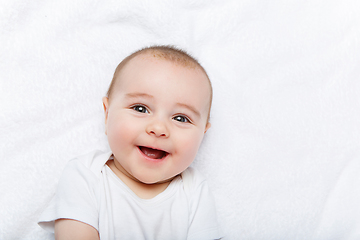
1 0 360 239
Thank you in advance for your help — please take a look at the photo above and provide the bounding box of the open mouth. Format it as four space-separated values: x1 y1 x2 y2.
138 146 169 160
139 146 169 159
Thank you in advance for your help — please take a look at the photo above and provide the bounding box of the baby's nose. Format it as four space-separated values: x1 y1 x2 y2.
146 120 169 138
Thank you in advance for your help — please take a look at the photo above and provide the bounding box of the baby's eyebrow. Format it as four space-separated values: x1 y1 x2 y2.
176 103 201 118
125 92 154 99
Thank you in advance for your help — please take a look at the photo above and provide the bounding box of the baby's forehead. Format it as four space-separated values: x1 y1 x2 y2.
109 49 212 104
116 53 207 86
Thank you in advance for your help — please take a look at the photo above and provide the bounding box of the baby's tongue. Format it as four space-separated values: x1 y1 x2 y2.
140 147 165 159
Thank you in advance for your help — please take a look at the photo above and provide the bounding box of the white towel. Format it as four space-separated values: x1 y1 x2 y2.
1 0 360 239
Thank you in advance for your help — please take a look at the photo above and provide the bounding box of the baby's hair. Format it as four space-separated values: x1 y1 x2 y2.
106 45 212 121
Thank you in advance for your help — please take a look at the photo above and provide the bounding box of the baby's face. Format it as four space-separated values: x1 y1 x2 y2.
103 54 211 184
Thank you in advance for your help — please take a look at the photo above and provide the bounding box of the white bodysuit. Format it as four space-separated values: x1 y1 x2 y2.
38 150 222 240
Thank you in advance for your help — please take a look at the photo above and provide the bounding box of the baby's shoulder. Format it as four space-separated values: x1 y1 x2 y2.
65 149 112 178
181 167 207 194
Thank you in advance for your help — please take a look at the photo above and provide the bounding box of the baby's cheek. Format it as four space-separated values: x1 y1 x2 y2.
107 120 130 145
179 132 203 160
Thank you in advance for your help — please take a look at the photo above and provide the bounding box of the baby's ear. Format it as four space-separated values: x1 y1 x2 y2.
204 122 211 133
102 97 109 134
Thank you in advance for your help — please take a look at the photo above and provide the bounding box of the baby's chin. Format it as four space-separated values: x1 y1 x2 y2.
135 173 177 185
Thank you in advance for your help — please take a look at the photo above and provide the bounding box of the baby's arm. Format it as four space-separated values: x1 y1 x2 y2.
55 219 99 240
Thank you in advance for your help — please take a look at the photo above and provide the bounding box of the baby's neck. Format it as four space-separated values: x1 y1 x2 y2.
106 160 175 199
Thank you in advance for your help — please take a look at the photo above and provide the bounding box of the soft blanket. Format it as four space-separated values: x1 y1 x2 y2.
1 0 360 239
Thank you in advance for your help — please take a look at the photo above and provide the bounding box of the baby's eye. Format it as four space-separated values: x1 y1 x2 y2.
132 105 148 113
173 115 190 123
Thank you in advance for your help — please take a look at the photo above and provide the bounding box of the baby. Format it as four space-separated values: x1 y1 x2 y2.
39 45 222 239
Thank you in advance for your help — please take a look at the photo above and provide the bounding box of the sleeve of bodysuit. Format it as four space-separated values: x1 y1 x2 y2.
186 168 223 240
38 159 99 233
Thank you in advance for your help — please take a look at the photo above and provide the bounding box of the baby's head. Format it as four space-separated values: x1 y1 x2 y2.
103 45 212 184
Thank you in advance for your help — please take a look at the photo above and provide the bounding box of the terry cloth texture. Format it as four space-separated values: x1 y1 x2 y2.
1 0 360 239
